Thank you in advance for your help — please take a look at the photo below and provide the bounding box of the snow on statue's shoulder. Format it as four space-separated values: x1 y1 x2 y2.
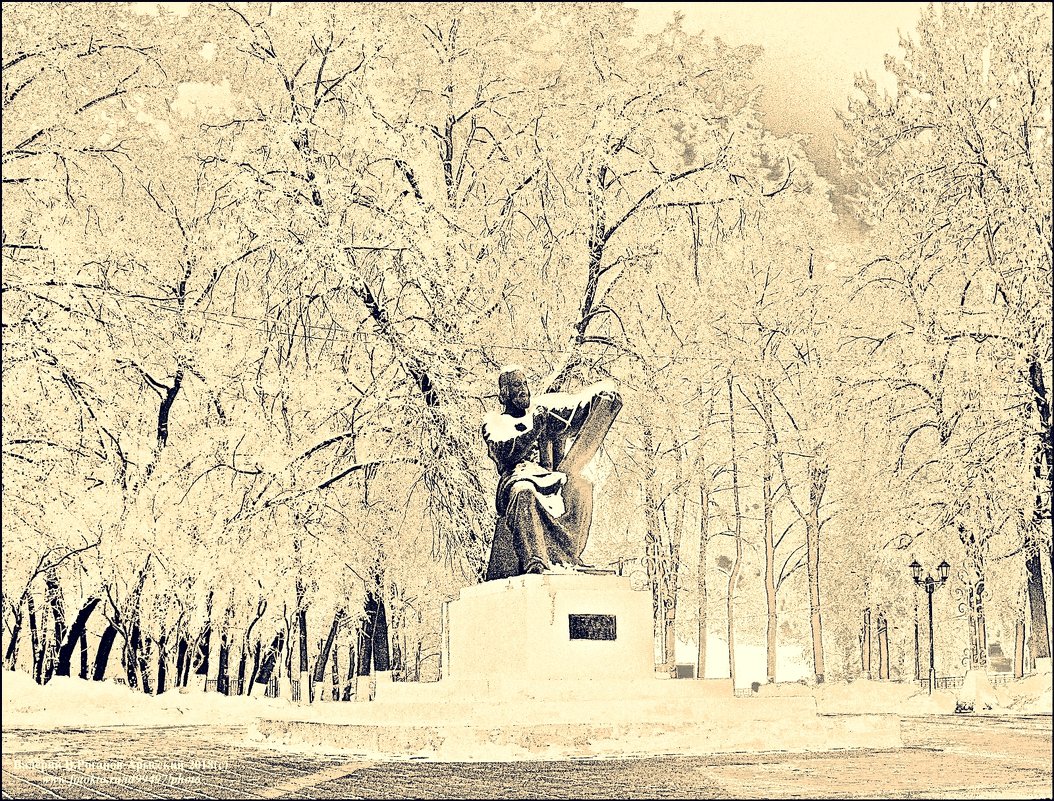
483 409 532 443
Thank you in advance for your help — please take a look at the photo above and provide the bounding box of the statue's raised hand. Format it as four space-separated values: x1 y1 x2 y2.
597 390 623 414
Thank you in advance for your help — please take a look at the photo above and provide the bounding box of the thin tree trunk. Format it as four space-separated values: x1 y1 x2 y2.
697 481 709 680
217 633 230 695
877 612 890 680
239 598 267 695
193 596 213 679
156 635 168 695
761 386 777 685
642 425 665 671
28 595 42 684
861 608 872 677
296 577 310 701
331 639 341 700
344 643 356 701
5 604 23 670
247 641 262 695
372 594 390 672
726 376 743 687
1014 618 1026 678
175 637 188 687
43 570 66 683
78 631 89 679
806 461 828 683
664 448 686 676
125 622 142 690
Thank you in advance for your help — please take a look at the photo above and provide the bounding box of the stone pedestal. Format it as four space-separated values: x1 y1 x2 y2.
442 573 653 685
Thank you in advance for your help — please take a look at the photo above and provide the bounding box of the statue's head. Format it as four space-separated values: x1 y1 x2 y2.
498 366 530 414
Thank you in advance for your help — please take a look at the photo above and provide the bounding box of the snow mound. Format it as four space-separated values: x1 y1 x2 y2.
2 669 300 729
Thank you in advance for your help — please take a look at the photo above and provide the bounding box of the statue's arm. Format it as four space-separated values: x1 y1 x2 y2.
565 383 622 432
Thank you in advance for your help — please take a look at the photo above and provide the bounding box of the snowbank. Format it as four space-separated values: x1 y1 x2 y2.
756 674 1053 716
4 668 1049 731
992 673 1053 715
2 670 306 729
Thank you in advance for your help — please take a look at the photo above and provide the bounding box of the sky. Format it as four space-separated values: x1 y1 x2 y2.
628 2 928 219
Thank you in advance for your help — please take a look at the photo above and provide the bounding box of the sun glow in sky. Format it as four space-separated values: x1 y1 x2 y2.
629 2 927 206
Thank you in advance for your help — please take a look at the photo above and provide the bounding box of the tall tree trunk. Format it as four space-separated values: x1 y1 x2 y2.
331 639 341 700
372 594 390 672
5 603 24 670
78 631 89 679
642 426 666 671
217 633 230 695
175 636 188 687
93 624 119 681
239 598 267 696
344 643 356 701
125 621 142 690
55 597 100 678
247 640 262 695
761 387 777 685
697 481 709 680
357 591 390 676
877 612 890 680
28 595 42 684
1025 554 1050 661
861 608 872 677
664 448 686 676
806 461 828 683
1014 617 1026 678
313 609 346 685
156 635 168 695
255 632 283 686
42 570 66 683
296 577 310 700
193 591 214 679
726 377 743 687
1026 356 1052 659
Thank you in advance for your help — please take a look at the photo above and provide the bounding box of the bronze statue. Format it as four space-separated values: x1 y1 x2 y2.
482 366 622 580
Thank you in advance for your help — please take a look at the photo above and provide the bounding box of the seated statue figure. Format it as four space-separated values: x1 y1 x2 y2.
482 366 622 580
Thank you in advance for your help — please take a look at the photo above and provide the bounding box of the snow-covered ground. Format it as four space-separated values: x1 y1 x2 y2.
2 668 1050 730
756 673 1053 716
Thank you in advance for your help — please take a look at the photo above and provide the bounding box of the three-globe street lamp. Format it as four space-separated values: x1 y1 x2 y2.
910 558 951 694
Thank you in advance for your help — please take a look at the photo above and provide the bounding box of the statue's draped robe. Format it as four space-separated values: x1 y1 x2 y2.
483 384 620 580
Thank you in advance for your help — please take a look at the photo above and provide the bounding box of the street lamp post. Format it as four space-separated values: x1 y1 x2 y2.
909 558 951 694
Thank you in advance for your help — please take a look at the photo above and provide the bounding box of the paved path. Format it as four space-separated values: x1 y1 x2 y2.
2 715 1050 799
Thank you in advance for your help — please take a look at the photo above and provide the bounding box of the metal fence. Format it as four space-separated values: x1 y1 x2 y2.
917 672 1028 691
989 672 1018 686
918 675 964 691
